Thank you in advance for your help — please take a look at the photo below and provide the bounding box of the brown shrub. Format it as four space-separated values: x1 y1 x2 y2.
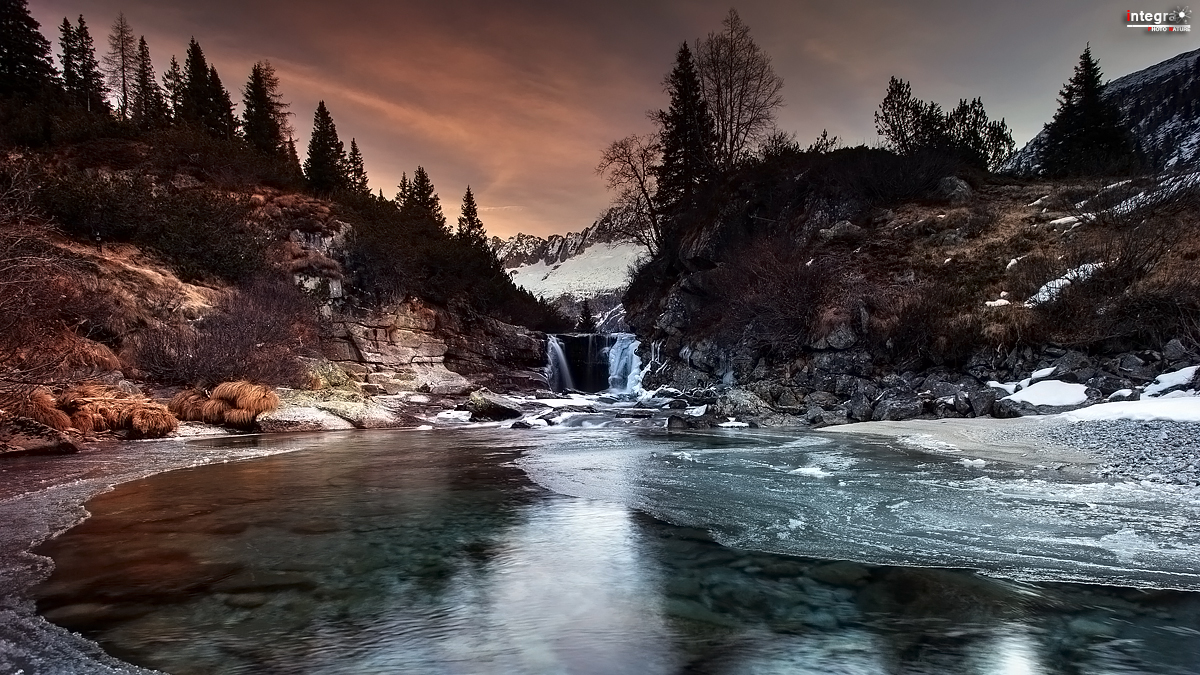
200 398 233 425
126 404 178 438
222 408 258 429
168 390 208 421
126 276 317 388
211 381 279 415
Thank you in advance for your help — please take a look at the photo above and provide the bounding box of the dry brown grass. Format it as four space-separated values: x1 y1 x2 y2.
211 381 280 415
125 403 178 438
222 408 258 429
1 387 72 431
200 398 233 425
168 390 208 421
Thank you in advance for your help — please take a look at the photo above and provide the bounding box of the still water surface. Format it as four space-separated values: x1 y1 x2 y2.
33 428 1200 674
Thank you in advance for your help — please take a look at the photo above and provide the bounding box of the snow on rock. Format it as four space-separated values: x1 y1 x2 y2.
984 299 1011 307
508 241 644 300
1031 366 1056 381
1061 397 1200 423
1145 365 1199 396
1026 263 1104 306
1001 380 1090 407
988 380 1019 395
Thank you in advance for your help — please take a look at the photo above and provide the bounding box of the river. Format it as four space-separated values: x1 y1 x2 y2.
6 425 1200 674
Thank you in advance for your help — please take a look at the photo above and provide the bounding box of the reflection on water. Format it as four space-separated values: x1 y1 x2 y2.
33 429 1200 674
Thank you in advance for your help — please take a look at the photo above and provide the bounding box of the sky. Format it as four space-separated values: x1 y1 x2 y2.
28 0 1198 239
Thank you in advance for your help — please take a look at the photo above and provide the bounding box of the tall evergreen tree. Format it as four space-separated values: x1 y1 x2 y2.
161 55 183 121
103 12 136 119
131 36 166 128
401 166 447 233
456 186 487 247
576 298 598 333
58 18 77 99
347 138 369 193
206 65 236 139
241 60 290 154
304 101 348 192
180 38 210 125
59 15 106 112
654 42 716 225
395 172 410 206
284 135 302 178
1041 45 1140 176
0 0 56 97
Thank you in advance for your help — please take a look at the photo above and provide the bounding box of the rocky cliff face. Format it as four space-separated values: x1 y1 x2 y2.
322 298 547 395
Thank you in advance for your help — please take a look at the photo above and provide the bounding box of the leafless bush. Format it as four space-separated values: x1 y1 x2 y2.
697 235 856 354
127 277 318 387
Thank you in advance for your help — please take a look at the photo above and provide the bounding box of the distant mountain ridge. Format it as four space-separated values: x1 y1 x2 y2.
489 216 634 270
490 216 646 331
1005 48 1200 174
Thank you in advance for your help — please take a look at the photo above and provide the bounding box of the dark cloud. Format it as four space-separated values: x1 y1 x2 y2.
30 0 1196 237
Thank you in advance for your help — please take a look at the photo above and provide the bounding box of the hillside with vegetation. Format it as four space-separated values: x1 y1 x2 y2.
599 11 1200 425
0 0 568 451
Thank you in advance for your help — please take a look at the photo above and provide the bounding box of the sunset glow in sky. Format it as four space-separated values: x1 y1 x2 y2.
29 0 1196 238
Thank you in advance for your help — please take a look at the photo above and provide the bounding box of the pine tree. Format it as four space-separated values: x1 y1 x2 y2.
0 0 56 97
576 298 598 333
59 15 106 112
456 186 487 247
654 42 716 226
104 12 136 119
1041 45 1140 177
400 166 447 233
58 18 77 99
284 135 303 178
241 61 290 154
180 38 209 125
206 66 236 139
304 101 348 192
161 55 183 121
130 36 165 128
395 172 410 206
347 138 369 193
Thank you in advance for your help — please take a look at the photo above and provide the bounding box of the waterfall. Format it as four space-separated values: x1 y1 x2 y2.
546 336 574 392
605 333 643 395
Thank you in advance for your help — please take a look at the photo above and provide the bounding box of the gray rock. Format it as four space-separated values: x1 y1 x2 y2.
666 415 690 430
847 393 874 422
934 176 972 204
871 394 924 421
805 391 842 410
812 350 873 377
817 220 863 242
1164 338 1190 363
465 388 524 420
712 389 773 417
665 398 689 409
510 420 533 429
970 388 996 418
954 391 973 416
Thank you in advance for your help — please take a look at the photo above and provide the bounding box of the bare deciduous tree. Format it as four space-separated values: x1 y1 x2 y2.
694 9 784 172
104 12 137 120
596 134 663 255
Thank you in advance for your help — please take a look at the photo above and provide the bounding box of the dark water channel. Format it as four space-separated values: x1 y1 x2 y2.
31 429 1200 674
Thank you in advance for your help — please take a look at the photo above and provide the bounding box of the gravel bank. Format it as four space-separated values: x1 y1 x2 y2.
825 415 1200 487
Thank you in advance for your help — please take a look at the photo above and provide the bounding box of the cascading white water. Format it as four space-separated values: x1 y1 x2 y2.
546 336 574 392
604 333 643 395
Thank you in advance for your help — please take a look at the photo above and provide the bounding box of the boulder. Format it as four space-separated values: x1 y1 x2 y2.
847 393 874 422
934 176 972 205
0 417 79 456
257 406 357 433
1164 338 1191 363
969 388 996 418
711 389 773 418
465 388 524 421
805 391 842 410
871 392 924 421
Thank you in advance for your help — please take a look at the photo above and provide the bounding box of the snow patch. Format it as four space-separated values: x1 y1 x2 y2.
1061 397 1200 423
509 241 644 299
1001 380 1090 407
1145 365 1199 397
1026 263 1104 306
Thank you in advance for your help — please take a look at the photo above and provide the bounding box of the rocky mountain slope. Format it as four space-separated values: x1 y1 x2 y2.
1006 47 1200 174
491 216 646 330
